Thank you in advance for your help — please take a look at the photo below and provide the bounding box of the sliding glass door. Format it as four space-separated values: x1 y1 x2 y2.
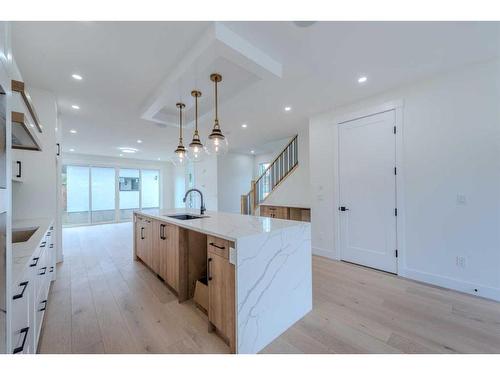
62 165 160 227
91 167 116 223
119 168 140 221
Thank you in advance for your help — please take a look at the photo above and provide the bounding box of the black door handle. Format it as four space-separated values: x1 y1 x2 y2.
339 206 349 211
160 224 166 240
39 267 47 275
13 327 29 354
208 257 213 281
39 299 48 312
56 143 60 156
49 266 54 273
30 257 39 267
141 227 145 240
16 161 22 178
209 242 225 250
13 281 29 300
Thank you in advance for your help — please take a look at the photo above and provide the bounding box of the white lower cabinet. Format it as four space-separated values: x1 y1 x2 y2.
11 222 56 354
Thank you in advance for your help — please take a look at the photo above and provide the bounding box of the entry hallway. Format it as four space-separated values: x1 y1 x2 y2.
38 223 500 354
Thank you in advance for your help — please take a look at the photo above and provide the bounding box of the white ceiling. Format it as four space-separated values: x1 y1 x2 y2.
11 21 500 160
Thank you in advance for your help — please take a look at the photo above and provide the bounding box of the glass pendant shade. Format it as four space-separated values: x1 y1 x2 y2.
187 90 206 162
172 102 188 166
205 73 228 156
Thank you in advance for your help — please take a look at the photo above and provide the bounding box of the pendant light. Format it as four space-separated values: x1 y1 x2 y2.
205 73 228 155
172 102 188 166
187 90 205 162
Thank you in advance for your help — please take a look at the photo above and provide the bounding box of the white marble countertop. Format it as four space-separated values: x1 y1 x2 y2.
135 208 309 242
12 218 53 287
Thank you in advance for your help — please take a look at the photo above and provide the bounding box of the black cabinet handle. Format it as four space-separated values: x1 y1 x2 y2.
16 161 22 178
13 281 28 300
160 224 166 240
49 266 54 273
141 227 145 240
30 257 39 267
338 206 349 212
13 327 29 354
40 241 46 248
39 267 47 275
39 300 48 312
56 143 60 156
49 244 53 248
209 242 225 250
208 257 213 281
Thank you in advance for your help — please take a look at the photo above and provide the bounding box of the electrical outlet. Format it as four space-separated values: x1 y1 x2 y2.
456 256 466 268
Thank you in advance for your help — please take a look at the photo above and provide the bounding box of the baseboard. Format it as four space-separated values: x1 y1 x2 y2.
400 267 500 302
312 247 339 260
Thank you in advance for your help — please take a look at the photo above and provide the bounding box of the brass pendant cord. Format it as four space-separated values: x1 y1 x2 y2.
194 93 199 135
214 78 218 127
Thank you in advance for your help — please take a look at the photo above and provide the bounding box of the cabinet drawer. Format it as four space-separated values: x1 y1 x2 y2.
11 278 33 354
207 236 230 259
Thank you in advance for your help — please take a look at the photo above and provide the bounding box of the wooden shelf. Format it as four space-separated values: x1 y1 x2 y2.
12 111 42 151
12 80 42 133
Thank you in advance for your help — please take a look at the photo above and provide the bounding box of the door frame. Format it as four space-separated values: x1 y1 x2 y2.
333 100 406 275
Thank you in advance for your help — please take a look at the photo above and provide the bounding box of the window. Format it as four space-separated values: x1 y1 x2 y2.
62 165 90 226
91 167 115 223
62 164 161 227
119 169 140 221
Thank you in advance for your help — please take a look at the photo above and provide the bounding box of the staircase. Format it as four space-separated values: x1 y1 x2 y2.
241 135 298 215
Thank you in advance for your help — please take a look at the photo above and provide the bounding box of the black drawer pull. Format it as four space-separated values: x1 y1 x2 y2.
50 226 53 230
39 267 47 275
30 257 39 267
49 244 53 248
39 300 48 312
141 227 145 240
13 327 29 354
49 266 54 273
208 257 213 281
40 241 46 248
13 281 28 300
209 242 225 250
160 224 166 240
16 161 22 178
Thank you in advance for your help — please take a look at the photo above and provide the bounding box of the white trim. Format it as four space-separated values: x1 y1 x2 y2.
400 267 500 302
312 247 339 260
333 99 406 275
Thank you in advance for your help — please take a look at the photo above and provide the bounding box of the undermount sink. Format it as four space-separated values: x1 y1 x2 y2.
12 227 38 243
165 214 208 220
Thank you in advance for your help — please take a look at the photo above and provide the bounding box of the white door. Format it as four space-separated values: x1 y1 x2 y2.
338 110 397 273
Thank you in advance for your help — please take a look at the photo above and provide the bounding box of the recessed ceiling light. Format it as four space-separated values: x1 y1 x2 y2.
118 147 138 154
71 105 80 110
72 74 83 81
137 139 142 144
241 124 247 128
157 157 161 160
284 106 292 112
119 154 123 157
250 150 255 154
69 148 75 152
70 129 77 134
358 76 368 84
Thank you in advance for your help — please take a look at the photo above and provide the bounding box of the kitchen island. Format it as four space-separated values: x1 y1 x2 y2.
133 208 312 354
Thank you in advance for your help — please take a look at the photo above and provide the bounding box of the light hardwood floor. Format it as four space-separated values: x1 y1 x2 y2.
38 222 500 354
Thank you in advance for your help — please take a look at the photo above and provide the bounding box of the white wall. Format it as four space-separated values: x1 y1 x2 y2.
217 152 254 213
62 153 174 209
309 59 500 301
263 128 311 208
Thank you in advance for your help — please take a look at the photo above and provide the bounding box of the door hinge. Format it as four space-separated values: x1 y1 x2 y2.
394 208 398 216
394 166 397 175
393 126 396 134
395 249 398 258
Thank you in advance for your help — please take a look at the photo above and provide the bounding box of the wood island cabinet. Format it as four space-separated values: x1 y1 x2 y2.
207 235 236 353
